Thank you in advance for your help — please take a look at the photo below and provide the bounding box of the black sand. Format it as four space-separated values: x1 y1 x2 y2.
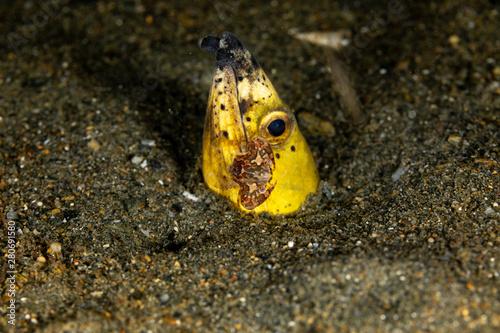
1 0 499 332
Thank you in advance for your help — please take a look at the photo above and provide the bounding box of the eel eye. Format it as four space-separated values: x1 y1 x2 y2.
260 109 294 145
268 119 286 137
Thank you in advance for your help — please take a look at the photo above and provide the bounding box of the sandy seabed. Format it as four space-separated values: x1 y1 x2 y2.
0 0 499 332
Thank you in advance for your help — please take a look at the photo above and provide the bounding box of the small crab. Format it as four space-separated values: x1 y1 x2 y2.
231 137 276 210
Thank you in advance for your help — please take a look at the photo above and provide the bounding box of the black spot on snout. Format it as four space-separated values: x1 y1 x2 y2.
220 104 225 110
216 48 233 65
291 146 296 152
239 99 250 115
223 131 229 138
200 35 220 53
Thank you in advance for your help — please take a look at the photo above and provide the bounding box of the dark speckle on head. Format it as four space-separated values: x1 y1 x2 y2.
220 32 261 82
215 47 233 65
276 153 280 159
220 104 225 110
223 32 245 51
239 98 250 115
246 117 251 122
223 131 229 138
291 146 296 152
250 54 259 69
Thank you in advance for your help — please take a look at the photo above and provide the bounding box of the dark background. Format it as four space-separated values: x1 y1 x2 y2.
1 0 499 331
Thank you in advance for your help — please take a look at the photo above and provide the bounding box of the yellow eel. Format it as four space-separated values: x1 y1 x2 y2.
201 32 319 215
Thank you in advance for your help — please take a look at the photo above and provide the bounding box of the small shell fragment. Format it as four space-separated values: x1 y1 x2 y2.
182 191 200 202
88 139 101 151
290 29 351 50
7 208 18 220
131 155 144 164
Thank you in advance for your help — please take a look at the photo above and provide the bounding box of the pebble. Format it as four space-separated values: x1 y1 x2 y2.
131 155 144 164
493 66 500 78
447 135 461 144
485 207 495 215
37 256 47 263
7 208 18 220
50 242 63 259
88 139 101 151
160 294 170 304
448 34 461 46
141 139 155 146
139 226 151 237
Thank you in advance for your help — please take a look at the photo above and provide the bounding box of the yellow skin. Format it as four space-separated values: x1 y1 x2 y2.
201 32 319 215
